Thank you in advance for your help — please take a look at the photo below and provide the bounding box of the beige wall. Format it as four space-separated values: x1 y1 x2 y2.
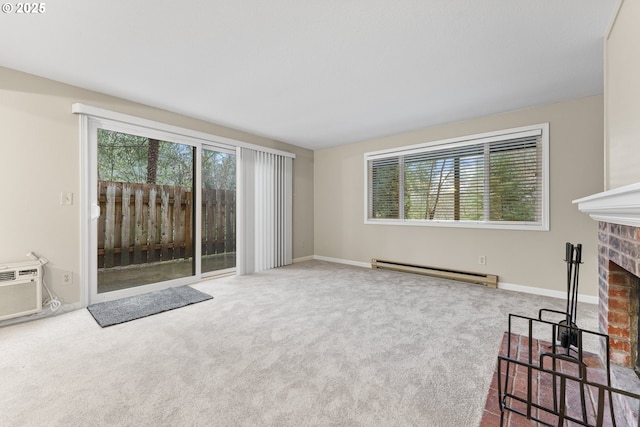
605 0 640 189
0 66 314 306
314 96 604 296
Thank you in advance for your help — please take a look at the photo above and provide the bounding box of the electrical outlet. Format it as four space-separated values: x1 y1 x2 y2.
478 256 486 265
62 271 73 285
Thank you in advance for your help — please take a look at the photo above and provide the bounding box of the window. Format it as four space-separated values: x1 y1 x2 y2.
365 124 549 230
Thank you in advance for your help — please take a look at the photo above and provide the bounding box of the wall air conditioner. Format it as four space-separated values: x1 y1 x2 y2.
0 260 42 321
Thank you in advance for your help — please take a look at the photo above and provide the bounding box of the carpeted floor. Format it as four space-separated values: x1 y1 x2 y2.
0 260 597 426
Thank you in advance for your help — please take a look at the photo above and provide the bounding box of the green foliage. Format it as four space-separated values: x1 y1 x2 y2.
98 129 150 183
404 158 453 220
369 145 539 223
370 161 399 218
97 129 236 191
489 150 538 222
202 150 236 191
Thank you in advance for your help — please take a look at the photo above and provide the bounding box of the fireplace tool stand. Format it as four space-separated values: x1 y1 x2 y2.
498 314 621 426
497 242 640 426
540 242 583 351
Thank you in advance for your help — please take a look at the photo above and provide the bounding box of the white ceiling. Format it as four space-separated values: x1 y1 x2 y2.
0 1 616 150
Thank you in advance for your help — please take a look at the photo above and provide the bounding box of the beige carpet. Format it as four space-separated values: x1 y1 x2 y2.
0 260 597 426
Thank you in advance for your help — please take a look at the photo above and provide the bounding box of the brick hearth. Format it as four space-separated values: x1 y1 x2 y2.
481 332 614 426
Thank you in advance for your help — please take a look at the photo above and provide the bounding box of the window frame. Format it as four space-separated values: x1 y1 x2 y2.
363 123 550 231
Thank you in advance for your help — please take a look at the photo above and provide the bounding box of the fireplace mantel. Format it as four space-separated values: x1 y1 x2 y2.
573 182 640 227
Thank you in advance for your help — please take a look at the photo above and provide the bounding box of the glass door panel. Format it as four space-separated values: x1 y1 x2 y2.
96 129 195 293
201 147 236 274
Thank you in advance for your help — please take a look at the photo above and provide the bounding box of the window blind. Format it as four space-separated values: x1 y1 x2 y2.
366 125 547 229
237 148 293 274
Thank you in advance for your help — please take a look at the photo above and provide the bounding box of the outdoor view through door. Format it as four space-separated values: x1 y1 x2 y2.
201 147 236 274
96 129 236 294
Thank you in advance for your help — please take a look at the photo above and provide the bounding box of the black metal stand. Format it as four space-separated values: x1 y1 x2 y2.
497 243 640 426
498 313 640 427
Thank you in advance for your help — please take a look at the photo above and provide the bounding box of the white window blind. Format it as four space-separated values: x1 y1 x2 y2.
237 147 293 274
365 124 549 230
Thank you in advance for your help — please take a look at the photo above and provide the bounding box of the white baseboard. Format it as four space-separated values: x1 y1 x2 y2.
0 300 83 328
310 255 599 305
292 255 315 263
498 282 598 305
62 301 85 311
313 255 371 269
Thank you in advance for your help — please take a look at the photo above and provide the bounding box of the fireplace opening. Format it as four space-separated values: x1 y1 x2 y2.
632 267 640 378
625 265 640 378
637 296 640 379
604 261 640 374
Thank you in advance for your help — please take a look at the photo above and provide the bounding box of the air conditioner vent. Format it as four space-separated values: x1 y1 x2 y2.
0 271 16 282
18 269 38 277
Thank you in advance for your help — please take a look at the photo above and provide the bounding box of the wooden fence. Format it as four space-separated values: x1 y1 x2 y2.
98 181 235 269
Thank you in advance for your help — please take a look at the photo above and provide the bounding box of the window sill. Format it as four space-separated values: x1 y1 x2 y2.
364 218 548 231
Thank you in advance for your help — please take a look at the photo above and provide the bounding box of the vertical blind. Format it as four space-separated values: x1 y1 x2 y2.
237 147 293 274
367 126 547 228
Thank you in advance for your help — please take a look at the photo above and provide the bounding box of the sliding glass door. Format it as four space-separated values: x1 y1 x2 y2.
77 104 294 307
96 129 196 295
85 116 238 304
201 146 236 275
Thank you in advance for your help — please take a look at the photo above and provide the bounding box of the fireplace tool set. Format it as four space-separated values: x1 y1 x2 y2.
558 242 582 351
496 242 640 427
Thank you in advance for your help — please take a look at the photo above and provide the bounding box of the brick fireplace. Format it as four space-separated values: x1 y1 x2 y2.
575 183 640 369
598 222 640 367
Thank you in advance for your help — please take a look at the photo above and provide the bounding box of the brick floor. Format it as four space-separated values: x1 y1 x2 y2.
480 332 618 427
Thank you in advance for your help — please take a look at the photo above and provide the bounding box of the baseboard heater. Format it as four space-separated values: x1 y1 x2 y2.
371 259 498 288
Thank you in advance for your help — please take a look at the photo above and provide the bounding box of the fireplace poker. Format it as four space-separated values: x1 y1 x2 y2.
565 242 574 327
571 243 582 323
